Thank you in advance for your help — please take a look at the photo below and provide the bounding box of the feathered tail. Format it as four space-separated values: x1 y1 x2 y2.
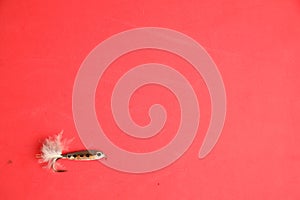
38 130 71 171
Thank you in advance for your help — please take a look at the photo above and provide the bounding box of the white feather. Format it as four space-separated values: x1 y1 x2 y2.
39 130 71 169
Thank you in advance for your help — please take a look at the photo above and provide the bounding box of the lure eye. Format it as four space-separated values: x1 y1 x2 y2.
96 152 102 157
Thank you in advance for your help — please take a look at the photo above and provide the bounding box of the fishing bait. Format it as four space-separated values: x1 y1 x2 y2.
37 131 106 172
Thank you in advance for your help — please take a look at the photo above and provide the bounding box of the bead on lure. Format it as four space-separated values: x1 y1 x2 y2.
37 131 106 172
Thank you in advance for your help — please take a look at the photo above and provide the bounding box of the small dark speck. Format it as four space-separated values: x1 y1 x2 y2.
7 160 12 164
157 182 160 186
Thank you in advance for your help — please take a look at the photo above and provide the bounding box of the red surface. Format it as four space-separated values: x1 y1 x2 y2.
1 0 300 199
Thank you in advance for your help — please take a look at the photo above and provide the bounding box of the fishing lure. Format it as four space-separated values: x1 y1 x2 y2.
37 131 106 172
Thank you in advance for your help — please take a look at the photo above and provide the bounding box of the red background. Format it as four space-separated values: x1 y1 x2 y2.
1 0 300 199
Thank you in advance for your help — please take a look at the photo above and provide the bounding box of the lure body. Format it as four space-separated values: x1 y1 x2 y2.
62 150 106 161
52 150 106 172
